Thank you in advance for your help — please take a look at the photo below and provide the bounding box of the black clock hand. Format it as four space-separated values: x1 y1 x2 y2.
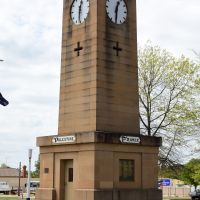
79 0 83 23
115 1 120 23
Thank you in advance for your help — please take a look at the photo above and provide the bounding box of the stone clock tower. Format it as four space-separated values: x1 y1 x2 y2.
36 0 162 200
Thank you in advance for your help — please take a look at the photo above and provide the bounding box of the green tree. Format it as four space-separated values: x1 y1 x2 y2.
31 156 40 178
180 158 200 190
138 42 200 166
159 164 184 179
0 163 10 168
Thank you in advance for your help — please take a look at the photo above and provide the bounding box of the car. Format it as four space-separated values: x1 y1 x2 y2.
25 181 40 194
0 181 11 194
189 189 200 200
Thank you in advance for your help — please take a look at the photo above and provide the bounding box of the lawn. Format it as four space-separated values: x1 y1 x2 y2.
0 194 35 199
0 196 21 200
164 198 190 200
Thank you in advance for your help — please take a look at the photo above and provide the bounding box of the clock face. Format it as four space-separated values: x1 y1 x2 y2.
106 0 127 24
71 0 90 25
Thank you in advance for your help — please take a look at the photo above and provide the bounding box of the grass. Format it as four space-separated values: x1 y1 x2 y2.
0 196 21 200
163 198 190 200
0 194 35 199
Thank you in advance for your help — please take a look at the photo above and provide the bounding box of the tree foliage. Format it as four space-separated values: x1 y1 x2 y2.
160 159 200 189
0 163 10 168
159 164 184 180
31 156 40 178
138 42 200 166
180 158 200 189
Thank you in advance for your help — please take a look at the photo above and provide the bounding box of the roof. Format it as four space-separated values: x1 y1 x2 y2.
0 168 19 177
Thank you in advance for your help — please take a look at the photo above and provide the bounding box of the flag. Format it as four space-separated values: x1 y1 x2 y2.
0 93 9 106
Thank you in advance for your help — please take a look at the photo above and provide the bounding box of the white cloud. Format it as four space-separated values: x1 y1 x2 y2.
0 0 62 168
137 0 200 57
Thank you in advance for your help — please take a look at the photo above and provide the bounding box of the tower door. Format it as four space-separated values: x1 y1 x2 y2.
64 160 74 200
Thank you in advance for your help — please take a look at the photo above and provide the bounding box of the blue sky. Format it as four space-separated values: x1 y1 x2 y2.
0 0 200 169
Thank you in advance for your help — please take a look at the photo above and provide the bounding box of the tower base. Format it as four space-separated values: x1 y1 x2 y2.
36 131 162 200
36 188 162 200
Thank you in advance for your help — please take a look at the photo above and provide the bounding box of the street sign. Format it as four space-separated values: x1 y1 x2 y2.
159 179 172 186
120 136 140 144
52 135 76 144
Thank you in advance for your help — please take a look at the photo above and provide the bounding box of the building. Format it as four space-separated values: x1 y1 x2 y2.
0 166 38 191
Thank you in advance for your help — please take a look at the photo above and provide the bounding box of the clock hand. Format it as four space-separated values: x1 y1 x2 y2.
115 1 120 23
79 0 83 23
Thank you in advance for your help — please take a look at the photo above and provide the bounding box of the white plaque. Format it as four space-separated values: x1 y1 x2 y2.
120 136 140 144
52 135 76 144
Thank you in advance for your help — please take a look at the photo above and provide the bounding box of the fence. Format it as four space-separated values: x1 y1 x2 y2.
162 186 191 197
